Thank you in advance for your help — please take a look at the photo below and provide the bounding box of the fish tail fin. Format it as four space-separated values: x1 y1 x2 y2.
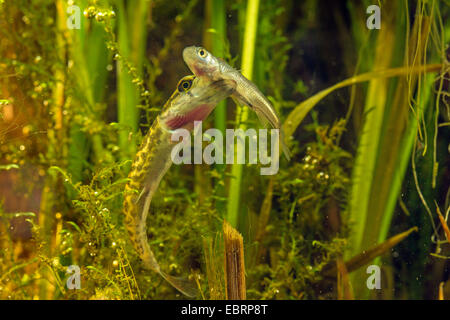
139 233 197 297
250 106 292 161
141 243 198 297
232 95 291 161
254 107 271 128
159 271 198 298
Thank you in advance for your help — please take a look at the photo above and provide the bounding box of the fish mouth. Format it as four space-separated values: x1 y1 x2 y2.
182 47 197 71
162 79 236 130
182 46 196 58
165 104 213 130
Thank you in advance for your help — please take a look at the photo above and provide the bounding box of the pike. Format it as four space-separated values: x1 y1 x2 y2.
183 45 291 161
123 76 236 297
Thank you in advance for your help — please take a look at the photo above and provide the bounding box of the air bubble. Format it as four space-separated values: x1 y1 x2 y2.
95 12 105 22
22 15 30 25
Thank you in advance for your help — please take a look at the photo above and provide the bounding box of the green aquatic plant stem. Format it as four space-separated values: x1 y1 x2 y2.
347 3 397 262
68 0 113 186
205 0 228 213
227 0 260 229
374 11 434 246
116 1 137 162
116 0 148 163
378 71 434 245
211 0 227 134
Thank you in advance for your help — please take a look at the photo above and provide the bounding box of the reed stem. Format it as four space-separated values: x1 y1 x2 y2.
223 220 246 300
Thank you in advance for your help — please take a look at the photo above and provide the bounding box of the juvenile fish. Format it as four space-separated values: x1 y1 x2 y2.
183 45 291 161
123 76 236 297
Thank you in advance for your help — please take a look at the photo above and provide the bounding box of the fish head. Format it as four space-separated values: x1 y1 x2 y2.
160 75 236 131
183 46 220 79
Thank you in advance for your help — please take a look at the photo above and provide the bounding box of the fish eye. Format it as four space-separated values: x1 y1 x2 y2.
198 48 207 58
178 79 192 92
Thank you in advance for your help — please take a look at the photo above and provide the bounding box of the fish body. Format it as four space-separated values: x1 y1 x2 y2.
123 76 236 297
183 46 291 160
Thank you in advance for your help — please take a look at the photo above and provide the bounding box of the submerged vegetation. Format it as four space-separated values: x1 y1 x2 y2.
0 0 449 300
